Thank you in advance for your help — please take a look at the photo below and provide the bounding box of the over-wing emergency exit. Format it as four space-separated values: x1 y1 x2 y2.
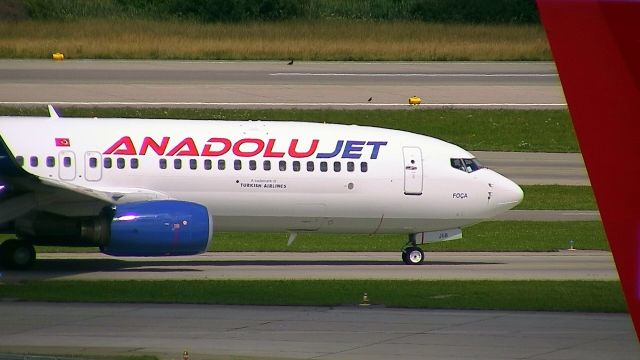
0 106 522 269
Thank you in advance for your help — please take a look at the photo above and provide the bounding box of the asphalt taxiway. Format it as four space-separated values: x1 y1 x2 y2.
475 151 589 186
0 60 565 109
0 251 616 281
0 302 637 360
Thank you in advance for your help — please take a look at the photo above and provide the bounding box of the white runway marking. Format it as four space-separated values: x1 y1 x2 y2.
270 72 558 77
0 101 567 108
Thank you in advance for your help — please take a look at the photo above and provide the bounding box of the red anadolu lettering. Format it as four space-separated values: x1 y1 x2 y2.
166 138 199 156
233 138 264 157
104 136 136 155
104 136 385 159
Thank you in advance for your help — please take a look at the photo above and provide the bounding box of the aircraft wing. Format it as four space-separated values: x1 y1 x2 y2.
39 177 171 204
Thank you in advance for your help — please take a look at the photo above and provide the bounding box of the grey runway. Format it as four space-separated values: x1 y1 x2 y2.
1 251 616 281
0 60 565 109
494 210 600 221
0 302 636 360
475 151 590 185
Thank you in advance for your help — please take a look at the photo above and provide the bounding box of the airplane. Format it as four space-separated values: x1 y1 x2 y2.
0 105 523 269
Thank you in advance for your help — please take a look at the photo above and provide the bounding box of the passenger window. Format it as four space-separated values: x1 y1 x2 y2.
131 158 139 169
263 160 271 171
30 156 38 167
249 160 257 171
64 156 72 168
360 162 368 172
204 159 212 170
189 159 197 170
307 161 314 172
320 161 328 172
104 158 112 169
218 159 226 170
174 159 182 170
279 160 286 171
117 158 125 169
89 157 97 168
15 156 24 166
293 161 300 172
46 156 55 168
159 158 167 169
334 162 341 172
347 161 355 172
234 159 242 170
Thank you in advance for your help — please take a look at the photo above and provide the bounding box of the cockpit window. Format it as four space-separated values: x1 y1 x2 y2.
463 158 483 172
451 158 483 173
451 158 465 172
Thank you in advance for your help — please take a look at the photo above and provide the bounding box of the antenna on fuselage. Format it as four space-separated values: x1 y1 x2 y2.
47 104 60 119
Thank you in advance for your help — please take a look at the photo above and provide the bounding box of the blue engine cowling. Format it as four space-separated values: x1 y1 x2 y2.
101 200 212 256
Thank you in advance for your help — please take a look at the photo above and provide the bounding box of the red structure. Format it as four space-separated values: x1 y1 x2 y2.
537 0 640 338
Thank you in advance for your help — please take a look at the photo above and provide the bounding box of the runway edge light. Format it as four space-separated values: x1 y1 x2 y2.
360 293 370 306
538 0 640 340
408 96 422 105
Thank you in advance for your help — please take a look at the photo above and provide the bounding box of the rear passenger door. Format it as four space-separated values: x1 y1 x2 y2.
84 151 102 182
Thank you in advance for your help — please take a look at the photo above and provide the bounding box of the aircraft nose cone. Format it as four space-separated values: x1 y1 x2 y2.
503 179 524 207
491 174 524 211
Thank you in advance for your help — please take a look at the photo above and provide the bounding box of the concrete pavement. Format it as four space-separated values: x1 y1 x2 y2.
0 60 565 109
0 251 616 281
0 302 636 360
475 151 589 185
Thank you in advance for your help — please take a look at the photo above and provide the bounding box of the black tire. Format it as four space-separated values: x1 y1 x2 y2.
403 246 424 265
401 251 409 265
0 239 36 270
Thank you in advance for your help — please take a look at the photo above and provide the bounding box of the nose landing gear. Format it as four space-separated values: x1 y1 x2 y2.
402 246 424 265
402 235 425 265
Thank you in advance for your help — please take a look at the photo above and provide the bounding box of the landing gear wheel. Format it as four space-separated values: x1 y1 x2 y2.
402 246 424 265
0 239 36 270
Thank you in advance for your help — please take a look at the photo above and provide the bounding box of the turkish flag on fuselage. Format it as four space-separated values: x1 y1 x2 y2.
55 138 70 147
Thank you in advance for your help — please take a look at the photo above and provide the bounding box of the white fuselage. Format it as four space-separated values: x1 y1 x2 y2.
0 116 522 235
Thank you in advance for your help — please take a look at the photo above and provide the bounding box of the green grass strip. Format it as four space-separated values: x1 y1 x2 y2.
209 221 607 252
10 221 604 253
433 221 606 251
0 280 624 313
0 107 578 152
517 185 597 210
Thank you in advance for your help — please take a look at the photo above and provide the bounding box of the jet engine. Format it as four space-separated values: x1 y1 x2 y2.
103 200 212 256
15 200 212 256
